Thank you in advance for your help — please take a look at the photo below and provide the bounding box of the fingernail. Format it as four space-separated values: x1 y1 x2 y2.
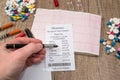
37 43 43 49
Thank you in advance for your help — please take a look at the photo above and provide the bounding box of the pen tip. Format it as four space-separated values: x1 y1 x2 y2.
54 45 58 47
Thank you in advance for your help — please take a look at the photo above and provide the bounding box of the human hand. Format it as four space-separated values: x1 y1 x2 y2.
0 37 46 80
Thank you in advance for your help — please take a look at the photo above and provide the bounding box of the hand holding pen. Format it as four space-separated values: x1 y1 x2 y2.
0 37 46 80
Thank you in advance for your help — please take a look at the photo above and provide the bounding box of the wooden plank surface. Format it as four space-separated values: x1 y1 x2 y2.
0 0 120 80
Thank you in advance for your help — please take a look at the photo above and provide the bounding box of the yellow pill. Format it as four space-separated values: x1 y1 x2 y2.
21 12 25 14
16 16 21 19
29 6 33 9
12 16 17 19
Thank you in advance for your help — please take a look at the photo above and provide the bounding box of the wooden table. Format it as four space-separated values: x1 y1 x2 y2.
0 0 120 80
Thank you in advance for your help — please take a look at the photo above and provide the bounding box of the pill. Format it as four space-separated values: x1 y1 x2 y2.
106 40 111 45
117 48 120 51
108 34 115 40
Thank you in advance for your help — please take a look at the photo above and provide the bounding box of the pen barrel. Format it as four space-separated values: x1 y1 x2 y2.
43 44 58 48
9 29 21 35
6 44 26 49
0 22 14 30
6 44 58 49
0 29 21 40
25 28 34 38
0 33 9 40
16 32 26 38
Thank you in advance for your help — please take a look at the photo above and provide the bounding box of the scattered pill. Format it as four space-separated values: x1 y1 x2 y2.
115 54 120 59
114 37 119 42
106 40 111 45
107 21 112 26
113 28 119 34
111 41 116 46
108 34 115 40
103 42 106 45
100 38 105 43
117 48 120 51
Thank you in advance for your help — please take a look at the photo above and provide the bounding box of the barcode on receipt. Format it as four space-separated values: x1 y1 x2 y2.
48 63 71 67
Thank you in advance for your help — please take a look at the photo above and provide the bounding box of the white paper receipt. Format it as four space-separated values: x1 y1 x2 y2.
45 24 75 71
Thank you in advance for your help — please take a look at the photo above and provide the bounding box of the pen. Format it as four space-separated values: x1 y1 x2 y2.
24 28 34 38
0 22 14 31
15 32 26 38
0 29 21 40
6 44 58 49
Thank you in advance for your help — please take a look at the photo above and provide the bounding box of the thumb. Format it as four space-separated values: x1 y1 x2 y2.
13 43 43 60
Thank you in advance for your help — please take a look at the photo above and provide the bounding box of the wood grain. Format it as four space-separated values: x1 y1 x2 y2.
0 0 120 80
